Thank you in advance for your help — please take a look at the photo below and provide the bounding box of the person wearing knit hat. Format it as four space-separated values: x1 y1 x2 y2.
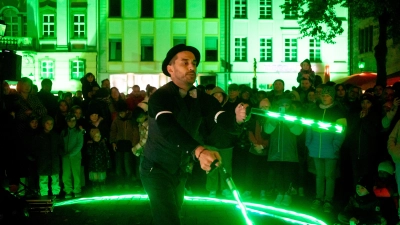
32 114 62 198
264 92 303 207
378 160 395 176
306 82 347 213
321 85 336 100
338 175 386 225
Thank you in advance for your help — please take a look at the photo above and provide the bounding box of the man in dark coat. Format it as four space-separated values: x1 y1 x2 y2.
140 44 247 225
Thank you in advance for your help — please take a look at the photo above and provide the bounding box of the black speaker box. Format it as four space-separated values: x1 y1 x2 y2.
0 50 22 81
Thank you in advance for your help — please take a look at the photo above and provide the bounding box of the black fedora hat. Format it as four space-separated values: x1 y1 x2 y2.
162 44 201 77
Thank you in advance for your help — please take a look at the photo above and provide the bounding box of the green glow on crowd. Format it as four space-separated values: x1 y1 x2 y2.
251 108 344 133
54 194 327 225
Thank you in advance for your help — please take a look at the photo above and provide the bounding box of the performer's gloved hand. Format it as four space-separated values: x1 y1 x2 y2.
235 103 249 124
195 146 221 173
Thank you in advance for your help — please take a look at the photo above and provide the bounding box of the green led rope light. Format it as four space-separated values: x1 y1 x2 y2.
54 194 327 225
250 108 344 133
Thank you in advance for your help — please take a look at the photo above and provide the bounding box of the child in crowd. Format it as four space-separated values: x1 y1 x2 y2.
264 96 303 206
296 59 315 85
70 104 88 188
86 128 110 193
242 98 270 200
110 102 139 190
338 176 386 225
374 161 399 225
61 113 84 198
32 116 62 198
80 72 100 100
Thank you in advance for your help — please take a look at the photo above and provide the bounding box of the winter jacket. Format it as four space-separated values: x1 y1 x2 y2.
265 119 303 162
110 113 140 146
306 103 346 159
32 130 62 176
61 127 84 157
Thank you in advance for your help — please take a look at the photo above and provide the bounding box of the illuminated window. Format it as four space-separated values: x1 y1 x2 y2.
141 0 154 18
3 8 19 37
205 37 218 61
40 60 55 79
141 37 154 61
234 37 247 61
260 38 272 62
173 0 186 18
70 59 85 80
43 14 55 37
284 38 297 62
73 14 85 38
109 0 121 17
284 0 297 19
359 26 373 53
109 39 122 61
234 0 247 18
309 39 321 62
173 37 186 46
260 0 272 19
205 0 218 18
22 15 27 37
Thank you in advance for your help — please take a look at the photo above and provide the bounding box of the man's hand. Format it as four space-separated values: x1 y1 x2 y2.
254 144 264 154
235 103 249 124
195 146 221 172
349 217 358 225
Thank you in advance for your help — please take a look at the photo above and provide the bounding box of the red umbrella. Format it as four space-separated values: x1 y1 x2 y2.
332 72 400 90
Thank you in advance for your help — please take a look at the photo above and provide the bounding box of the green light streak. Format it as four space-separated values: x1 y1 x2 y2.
251 108 344 133
54 194 327 225
232 190 253 225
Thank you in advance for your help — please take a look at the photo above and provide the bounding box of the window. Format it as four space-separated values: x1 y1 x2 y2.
109 39 122 61
71 59 85 80
260 0 272 19
40 60 55 79
205 37 218 61
173 0 186 18
141 37 154 61
284 38 297 62
234 37 247 61
309 39 321 62
234 0 247 18
3 8 18 37
109 0 121 17
173 37 186 46
22 14 27 37
260 38 272 62
284 0 297 19
43 14 55 37
359 26 373 53
2 8 28 37
205 0 218 18
73 14 85 38
141 0 154 18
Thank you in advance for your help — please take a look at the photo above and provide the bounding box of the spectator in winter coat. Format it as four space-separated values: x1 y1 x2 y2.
32 115 63 198
306 85 347 213
264 96 303 207
338 176 386 225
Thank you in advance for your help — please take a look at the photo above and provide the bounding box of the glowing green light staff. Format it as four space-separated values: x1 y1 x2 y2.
220 165 253 225
250 108 344 133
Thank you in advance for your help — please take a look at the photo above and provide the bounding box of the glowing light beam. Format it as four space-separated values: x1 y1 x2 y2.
251 108 344 133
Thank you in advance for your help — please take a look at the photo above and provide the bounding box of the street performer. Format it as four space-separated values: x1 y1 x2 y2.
140 44 247 225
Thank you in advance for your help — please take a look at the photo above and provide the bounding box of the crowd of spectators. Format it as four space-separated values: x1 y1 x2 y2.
1 59 400 224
